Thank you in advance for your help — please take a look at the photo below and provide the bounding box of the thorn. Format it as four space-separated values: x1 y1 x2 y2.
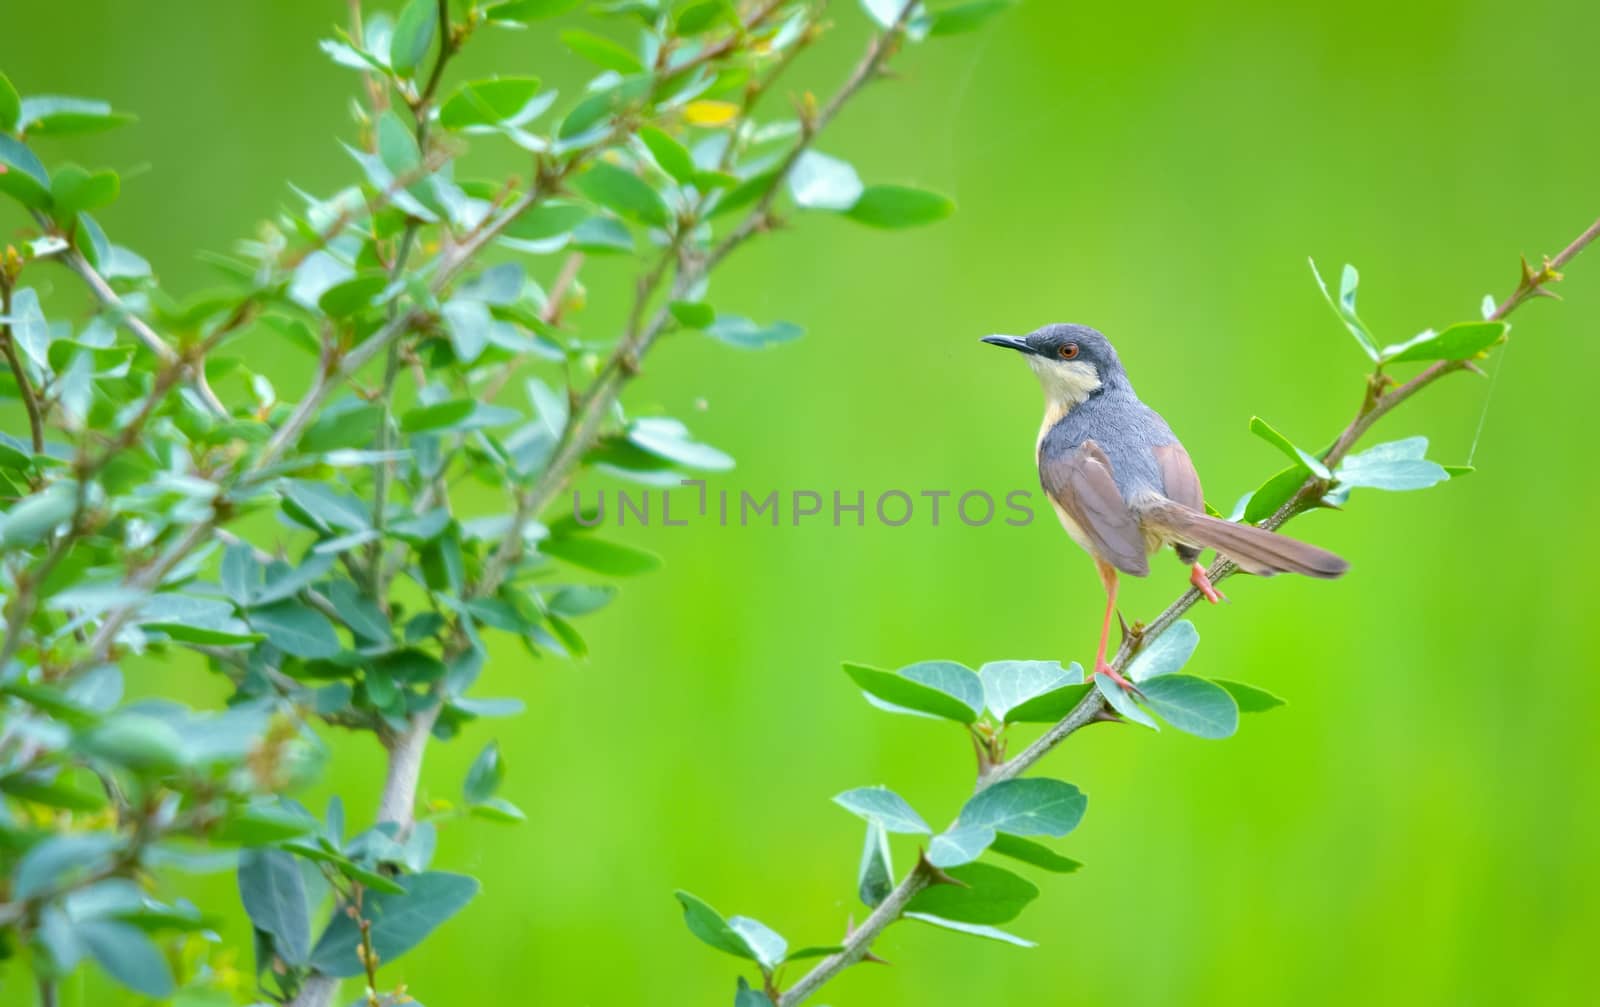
915 850 970 888
1519 254 1541 288
1092 708 1123 724
1532 285 1562 301
1462 360 1488 377
1116 610 1132 645
863 951 892 966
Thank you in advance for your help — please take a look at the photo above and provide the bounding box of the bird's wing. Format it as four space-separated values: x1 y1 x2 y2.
1152 442 1204 514
1040 439 1149 575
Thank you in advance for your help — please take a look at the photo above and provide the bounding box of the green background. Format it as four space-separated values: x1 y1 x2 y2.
5 1 1600 1003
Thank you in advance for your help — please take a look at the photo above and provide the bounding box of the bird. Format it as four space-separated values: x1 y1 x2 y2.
982 323 1348 693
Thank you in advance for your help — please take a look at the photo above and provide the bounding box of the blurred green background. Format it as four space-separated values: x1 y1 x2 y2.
5 1 1600 1003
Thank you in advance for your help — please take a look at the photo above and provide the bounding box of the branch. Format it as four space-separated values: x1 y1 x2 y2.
777 214 1600 1004
0 279 44 454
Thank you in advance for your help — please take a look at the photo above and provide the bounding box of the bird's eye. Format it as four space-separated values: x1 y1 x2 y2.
1058 342 1080 360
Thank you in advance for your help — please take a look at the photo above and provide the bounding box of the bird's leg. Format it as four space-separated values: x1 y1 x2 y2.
1091 561 1137 692
1189 562 1225 604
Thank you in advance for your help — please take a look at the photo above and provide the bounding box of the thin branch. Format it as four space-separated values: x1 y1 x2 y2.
34 219 230 418
0 280 44 454
778 214 1600 1005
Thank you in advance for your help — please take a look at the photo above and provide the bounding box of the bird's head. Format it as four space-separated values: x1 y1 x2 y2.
981 323 1125 410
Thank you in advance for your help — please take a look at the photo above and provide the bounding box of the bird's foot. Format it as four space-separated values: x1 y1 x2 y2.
1092 660 1138 693
1190 563 1226 604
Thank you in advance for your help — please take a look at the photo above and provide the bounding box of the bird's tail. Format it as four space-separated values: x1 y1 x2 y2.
1140 498 1348 579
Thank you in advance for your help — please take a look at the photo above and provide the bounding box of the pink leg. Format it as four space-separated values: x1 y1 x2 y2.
1091 561 1137 691
1190 562 1225 604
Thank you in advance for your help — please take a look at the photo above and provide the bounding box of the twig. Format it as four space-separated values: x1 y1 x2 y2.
33 218 229 418
0 279 45 454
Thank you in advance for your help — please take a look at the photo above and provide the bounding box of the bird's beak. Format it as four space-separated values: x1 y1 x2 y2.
981 334 1032 354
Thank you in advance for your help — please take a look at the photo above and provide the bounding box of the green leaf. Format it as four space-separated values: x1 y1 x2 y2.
50 164 119 214
704 316 803 350
237 849 311 966
248 601 342 659
325 579 390 643
857 821 893 907
728 916 786 971
0 72 19 132
390 0 439 76
79 920 175 998
502 199 589 244
905 862 1037 924
1125 620 1200 684
540 534 662 576
442 297 492 363
13 833 119 898
898 660 984 717
561 29 645 73
627 417 734 470
668 301 715 329
400 398 476 433
316 273 387 319
845 184 954 228
17 95 134 135
989 833 1082 873
957 778 1086 837
486 0 583 19
1094 674 1157 730
439 77 545 129
464 741 504 804
927 824 996 868
571 215 636 253
1139 675 1238 739
78 714 187 774
859 0 930 32
903 912 1036 947
788 151 863 210
1214 679 1286 714
1309 259 1379 360
1382 320 1508 363
783 945 845 963
469 796 527 823
574 161 670 227
0 481 77 547
833 785 931 834
0 771 107 812
639 126 697 184
377 110 423 178
925 0 1013 35
734 977 774 1006
676 0 736 34
844 662 979 723
978 660 1073 721
1002 681 1092 724
1236 465 1306 525
0 135 52 208
1249 417 1331 479
674 890 756 961
214 802 316 845
1335 436 1449 491
309 872 479 977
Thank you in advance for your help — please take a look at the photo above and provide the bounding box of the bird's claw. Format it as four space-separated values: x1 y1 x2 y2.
1092 660 1139 694
1190 563 1226 604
